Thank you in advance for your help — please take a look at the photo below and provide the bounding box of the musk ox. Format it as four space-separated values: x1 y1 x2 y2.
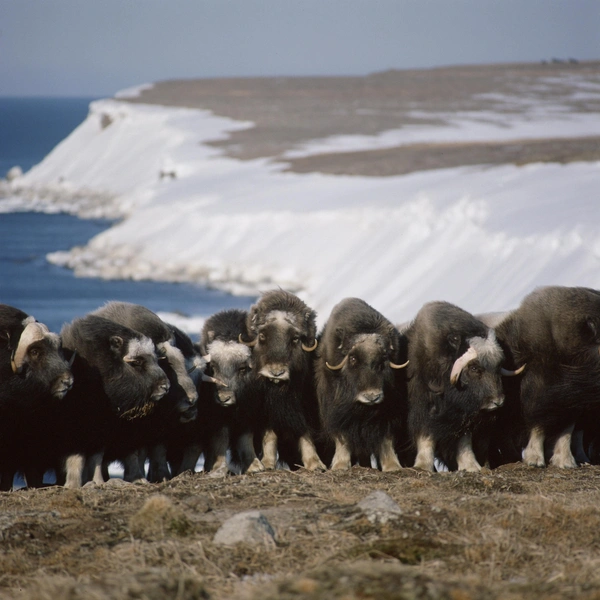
143 323 205 482
489 286 600 469
102 349 195 483
163 309 262 476
201 309 263 474
405 301 506 472
239 290 326 471
0 305 73 489
314 298 409 471
92 301 200 406
90 302 206 481
56 314 170 487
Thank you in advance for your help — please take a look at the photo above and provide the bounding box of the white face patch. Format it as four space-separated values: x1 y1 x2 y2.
207 340 252 365
351 333 382 347
13 322 52 371
125 336 155 360
159 341 198 402
468 330 504 370
264 310 297 328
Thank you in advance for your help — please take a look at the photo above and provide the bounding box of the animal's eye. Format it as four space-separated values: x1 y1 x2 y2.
259 333 266 342
469 365 480 374
29 348 40 359
130 358 143 368
349 356 357 366
239 366 247 374
292 336 300 344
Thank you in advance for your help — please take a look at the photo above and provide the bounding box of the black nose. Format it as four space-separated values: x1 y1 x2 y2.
270 368 286 378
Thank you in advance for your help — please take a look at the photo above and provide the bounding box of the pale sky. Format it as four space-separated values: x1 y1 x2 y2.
1 0 599 97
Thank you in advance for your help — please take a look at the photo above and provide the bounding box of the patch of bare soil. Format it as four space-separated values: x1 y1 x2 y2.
3 465 600 599
125 62 600 175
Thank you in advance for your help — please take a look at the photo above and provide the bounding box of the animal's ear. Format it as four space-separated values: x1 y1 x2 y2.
248 305 260 333
199 330 214 355
447 333 461 350
109 335 124 353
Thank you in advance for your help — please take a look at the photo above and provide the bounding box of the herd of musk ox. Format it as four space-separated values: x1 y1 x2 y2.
2 284 600 490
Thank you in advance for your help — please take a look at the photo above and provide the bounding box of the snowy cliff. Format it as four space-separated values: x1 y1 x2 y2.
3 91 600 325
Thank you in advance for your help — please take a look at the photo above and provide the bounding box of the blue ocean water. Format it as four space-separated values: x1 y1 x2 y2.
0 98 255 334
0 97 96 176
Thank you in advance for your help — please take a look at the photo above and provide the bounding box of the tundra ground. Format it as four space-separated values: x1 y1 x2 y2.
126 61 600 175
2 464 600 599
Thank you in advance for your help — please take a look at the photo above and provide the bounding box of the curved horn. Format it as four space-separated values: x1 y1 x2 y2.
238 334 257 347
202 373 227 387
302 339 318 352
501 363 526 377
325 355 349 371
389 359 410 369
450 347 478 386
11 322 49 374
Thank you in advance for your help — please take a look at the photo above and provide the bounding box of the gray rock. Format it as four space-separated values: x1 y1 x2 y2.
213 510 276 547
104 477 128 487
357 490 402 524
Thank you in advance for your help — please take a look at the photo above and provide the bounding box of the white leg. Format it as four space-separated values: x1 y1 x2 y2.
379 436 402 472
549 424 578 468
331 435 352 470
523 426 546 467
237 432 265 474
299 435 326 471
261 429 278 470
413 435 435 472
456 433 482 472
64 454 85 489
88 452 105 485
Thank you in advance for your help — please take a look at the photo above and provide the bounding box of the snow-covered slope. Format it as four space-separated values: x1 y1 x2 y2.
3 92 600 326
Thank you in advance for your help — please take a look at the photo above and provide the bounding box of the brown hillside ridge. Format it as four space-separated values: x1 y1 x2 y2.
124 61 600 175
3 466 600 599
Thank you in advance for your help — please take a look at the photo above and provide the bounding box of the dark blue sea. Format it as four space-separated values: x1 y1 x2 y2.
0 97 96 176
0 98 255 335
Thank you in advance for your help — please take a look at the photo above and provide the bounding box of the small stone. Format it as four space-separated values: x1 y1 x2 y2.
288 577 320 594
213 510 276 547
129 495 191 540
104 477 128 487
357 490 402 524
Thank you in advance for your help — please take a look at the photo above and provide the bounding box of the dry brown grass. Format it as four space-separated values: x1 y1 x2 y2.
2 466 600 598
